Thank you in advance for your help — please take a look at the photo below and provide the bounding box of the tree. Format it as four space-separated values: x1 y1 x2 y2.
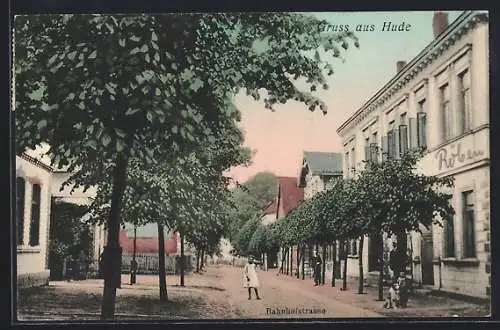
351 148 454 298
15 13 358 319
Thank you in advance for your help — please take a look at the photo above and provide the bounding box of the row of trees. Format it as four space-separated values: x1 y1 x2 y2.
15 13 359 319
241 149 454 300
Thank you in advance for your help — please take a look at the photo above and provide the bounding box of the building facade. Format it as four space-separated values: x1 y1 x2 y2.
336 11 490 298
16 149 53 288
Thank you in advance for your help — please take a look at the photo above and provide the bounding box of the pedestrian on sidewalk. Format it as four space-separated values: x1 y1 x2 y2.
312 250 322 286
389 242 404 280
243 257 261 300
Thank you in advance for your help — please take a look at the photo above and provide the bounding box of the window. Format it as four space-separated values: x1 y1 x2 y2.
370 132 378 162
462 191 476 258
16 177 25 246
345 151 350 177
351 147 355 172
400 113 407 126
444 199 455 258
29 184 41 247
458 69 471 134
350 239 358 256
417 112 427 149
440 83 452 141
418 98 426 113
364 137 370 162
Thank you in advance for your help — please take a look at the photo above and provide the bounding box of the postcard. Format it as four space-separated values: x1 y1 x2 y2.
12 10 491 322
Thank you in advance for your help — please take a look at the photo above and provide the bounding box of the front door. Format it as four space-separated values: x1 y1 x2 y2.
420 228 434 285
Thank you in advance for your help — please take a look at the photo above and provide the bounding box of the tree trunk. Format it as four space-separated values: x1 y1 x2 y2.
331 240 337 287
100 153 127 320
301 245 305 280
297 245 300 278
378 234 384 301
285 248 289 275
201 249 205 270
322 243 327 285
157 222 168 301
336 240 342 280
358 235 364 294
342 241 348 291
289 246 293 276
196 250 200 272
280 247 287 274
180 230 185 286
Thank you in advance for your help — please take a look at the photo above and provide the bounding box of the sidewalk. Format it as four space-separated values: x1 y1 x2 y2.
271 270 490 317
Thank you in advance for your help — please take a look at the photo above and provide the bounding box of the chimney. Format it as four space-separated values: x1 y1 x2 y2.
397 61 407 73
432 11 449 38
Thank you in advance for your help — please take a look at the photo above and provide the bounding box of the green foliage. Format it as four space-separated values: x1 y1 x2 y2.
358 149 455 235
276 149 455 247
248 223 267 255
227 171 278 243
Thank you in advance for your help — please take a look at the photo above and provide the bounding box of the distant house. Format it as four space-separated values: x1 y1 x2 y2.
297 151 343 282
16 147 53 288
261 199 278 226
298 151 343 198
119 230 193 275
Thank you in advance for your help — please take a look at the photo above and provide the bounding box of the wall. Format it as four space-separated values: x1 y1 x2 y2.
304 171 324 200
16 156 52 287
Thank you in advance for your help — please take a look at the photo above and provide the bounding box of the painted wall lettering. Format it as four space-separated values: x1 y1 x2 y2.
436 142 485 171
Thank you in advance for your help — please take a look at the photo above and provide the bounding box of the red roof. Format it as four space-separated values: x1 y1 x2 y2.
277 176 304 216
119 231 177 255
261 199 278 216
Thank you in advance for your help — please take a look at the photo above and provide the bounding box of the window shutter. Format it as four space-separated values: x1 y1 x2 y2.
381 136 388 162
393 128 400 159
399 124 409 155
409 117 417 150
417 112 427 149
370 143 378 163
364 145 370 163
29 184 41 247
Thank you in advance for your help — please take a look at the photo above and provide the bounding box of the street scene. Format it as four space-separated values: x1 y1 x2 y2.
13 10 490 322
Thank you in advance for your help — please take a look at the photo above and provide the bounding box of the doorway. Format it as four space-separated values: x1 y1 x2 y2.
420 227 434 285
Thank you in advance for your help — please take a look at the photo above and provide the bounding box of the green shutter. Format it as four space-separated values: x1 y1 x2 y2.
417 112 427 149
393 128 400 159
409 117 417 150
399 124 408 155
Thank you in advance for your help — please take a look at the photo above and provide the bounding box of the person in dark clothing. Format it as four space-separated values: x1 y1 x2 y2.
389 242 404 278
312 251 322 286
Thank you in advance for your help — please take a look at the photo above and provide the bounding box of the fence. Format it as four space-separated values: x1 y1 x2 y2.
121 253 194 275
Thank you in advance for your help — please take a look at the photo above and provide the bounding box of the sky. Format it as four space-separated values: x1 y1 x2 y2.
130 11 463 237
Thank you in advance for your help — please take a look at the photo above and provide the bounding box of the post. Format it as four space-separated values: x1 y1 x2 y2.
322 243 327 285
180 230 185 286
301 245 305 280
296 246 300 279
130 225 137 285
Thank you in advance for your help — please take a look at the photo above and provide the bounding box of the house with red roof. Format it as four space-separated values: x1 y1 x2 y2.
259 176 304 270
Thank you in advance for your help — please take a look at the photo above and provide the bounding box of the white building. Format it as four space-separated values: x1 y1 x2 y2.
336 11 490 298
16 147 53 288
297 151 343 281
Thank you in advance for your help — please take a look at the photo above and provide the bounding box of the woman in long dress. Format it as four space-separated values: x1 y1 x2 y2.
243 257 261 300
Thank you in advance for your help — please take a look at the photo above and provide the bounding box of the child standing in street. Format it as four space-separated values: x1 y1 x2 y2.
243 257 261 300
